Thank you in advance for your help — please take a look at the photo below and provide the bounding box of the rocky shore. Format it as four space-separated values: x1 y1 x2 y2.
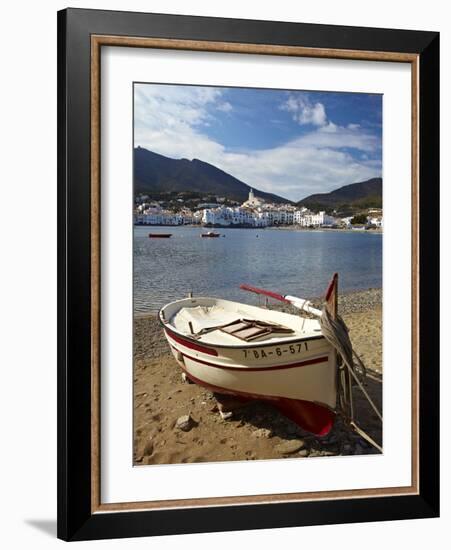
133 289 382 465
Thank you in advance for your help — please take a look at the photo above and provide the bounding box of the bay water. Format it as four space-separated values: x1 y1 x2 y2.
134 226 382 313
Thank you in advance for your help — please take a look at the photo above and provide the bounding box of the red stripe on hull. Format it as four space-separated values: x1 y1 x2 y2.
180 350 329 372
177 355 335 436
165 327 218 356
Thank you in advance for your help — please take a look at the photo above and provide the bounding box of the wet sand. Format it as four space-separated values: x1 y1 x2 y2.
133 289 382 465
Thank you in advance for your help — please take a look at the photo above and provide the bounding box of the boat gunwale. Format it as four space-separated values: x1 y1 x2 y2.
158 298 326 350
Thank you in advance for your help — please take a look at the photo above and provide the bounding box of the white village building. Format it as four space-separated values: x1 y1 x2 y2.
294 210 337 227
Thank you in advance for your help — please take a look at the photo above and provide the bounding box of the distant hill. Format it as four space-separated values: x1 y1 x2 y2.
134 147 289 203
298 178 382 214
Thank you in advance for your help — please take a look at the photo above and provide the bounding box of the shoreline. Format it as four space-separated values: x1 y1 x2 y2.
134 287 383 318
134 287 382 465
135 223 383 234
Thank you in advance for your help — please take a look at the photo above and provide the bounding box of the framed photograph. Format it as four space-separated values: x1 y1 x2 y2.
57 8 439 541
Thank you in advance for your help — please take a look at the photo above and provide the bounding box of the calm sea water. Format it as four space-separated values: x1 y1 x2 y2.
134 226 382 313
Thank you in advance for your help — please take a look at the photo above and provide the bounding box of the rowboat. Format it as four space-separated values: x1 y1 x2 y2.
149 233 172 238
160 275 341 436
201 231 221 238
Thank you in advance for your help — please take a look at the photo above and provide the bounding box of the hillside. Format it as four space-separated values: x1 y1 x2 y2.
298 178 382 214
134 147 289 203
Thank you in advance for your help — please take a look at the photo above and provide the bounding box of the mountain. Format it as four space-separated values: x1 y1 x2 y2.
134 147 289 203
298 178 382 213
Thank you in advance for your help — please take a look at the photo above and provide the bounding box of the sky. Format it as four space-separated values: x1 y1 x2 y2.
134 83 382 202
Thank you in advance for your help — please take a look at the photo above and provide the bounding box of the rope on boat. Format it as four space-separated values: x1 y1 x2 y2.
319 306 383 452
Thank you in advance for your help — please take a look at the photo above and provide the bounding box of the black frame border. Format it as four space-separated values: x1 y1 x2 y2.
57 8 439 541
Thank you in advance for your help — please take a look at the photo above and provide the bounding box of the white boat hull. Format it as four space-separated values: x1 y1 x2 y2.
160 297 337 435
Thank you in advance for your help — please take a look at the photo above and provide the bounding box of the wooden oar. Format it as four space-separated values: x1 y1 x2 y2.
239 284 322 317
239 284 289 303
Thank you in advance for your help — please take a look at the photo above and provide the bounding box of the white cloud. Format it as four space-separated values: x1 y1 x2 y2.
215 135 381 201
217 102 233 113
134 84 225 160
134 85 381 202
298 123 379 153
281 95 328 127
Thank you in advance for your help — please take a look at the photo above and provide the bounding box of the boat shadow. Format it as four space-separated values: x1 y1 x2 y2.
213 371 383 457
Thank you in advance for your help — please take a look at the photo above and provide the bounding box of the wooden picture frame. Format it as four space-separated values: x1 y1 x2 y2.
57 8 439 541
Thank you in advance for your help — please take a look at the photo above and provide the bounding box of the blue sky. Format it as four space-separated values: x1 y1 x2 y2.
134 83 382 202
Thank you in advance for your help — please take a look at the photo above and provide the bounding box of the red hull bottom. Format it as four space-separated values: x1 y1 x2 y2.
182 368 335 437
274 399 335 437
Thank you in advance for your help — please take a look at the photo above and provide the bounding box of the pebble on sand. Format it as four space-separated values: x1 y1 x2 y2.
275 439 305 455
252 428 272 439
175 414 195 432
218 410 233 420
143 439 154 456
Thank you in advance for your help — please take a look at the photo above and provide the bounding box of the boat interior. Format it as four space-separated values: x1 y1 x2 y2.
162 297 323 346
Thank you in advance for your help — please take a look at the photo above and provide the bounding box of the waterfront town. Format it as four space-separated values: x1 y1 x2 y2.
134 188 383 229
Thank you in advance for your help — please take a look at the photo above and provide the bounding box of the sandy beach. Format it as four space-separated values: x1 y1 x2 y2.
133 289 382 465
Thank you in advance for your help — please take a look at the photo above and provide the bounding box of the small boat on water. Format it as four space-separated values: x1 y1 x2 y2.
201 231 221 238
149 233 172 238
160 275 343 436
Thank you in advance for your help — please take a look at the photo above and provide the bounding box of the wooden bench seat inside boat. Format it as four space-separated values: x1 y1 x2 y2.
219 319 294 342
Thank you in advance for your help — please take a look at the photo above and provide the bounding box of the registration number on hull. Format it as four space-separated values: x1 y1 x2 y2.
243 341 309 360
